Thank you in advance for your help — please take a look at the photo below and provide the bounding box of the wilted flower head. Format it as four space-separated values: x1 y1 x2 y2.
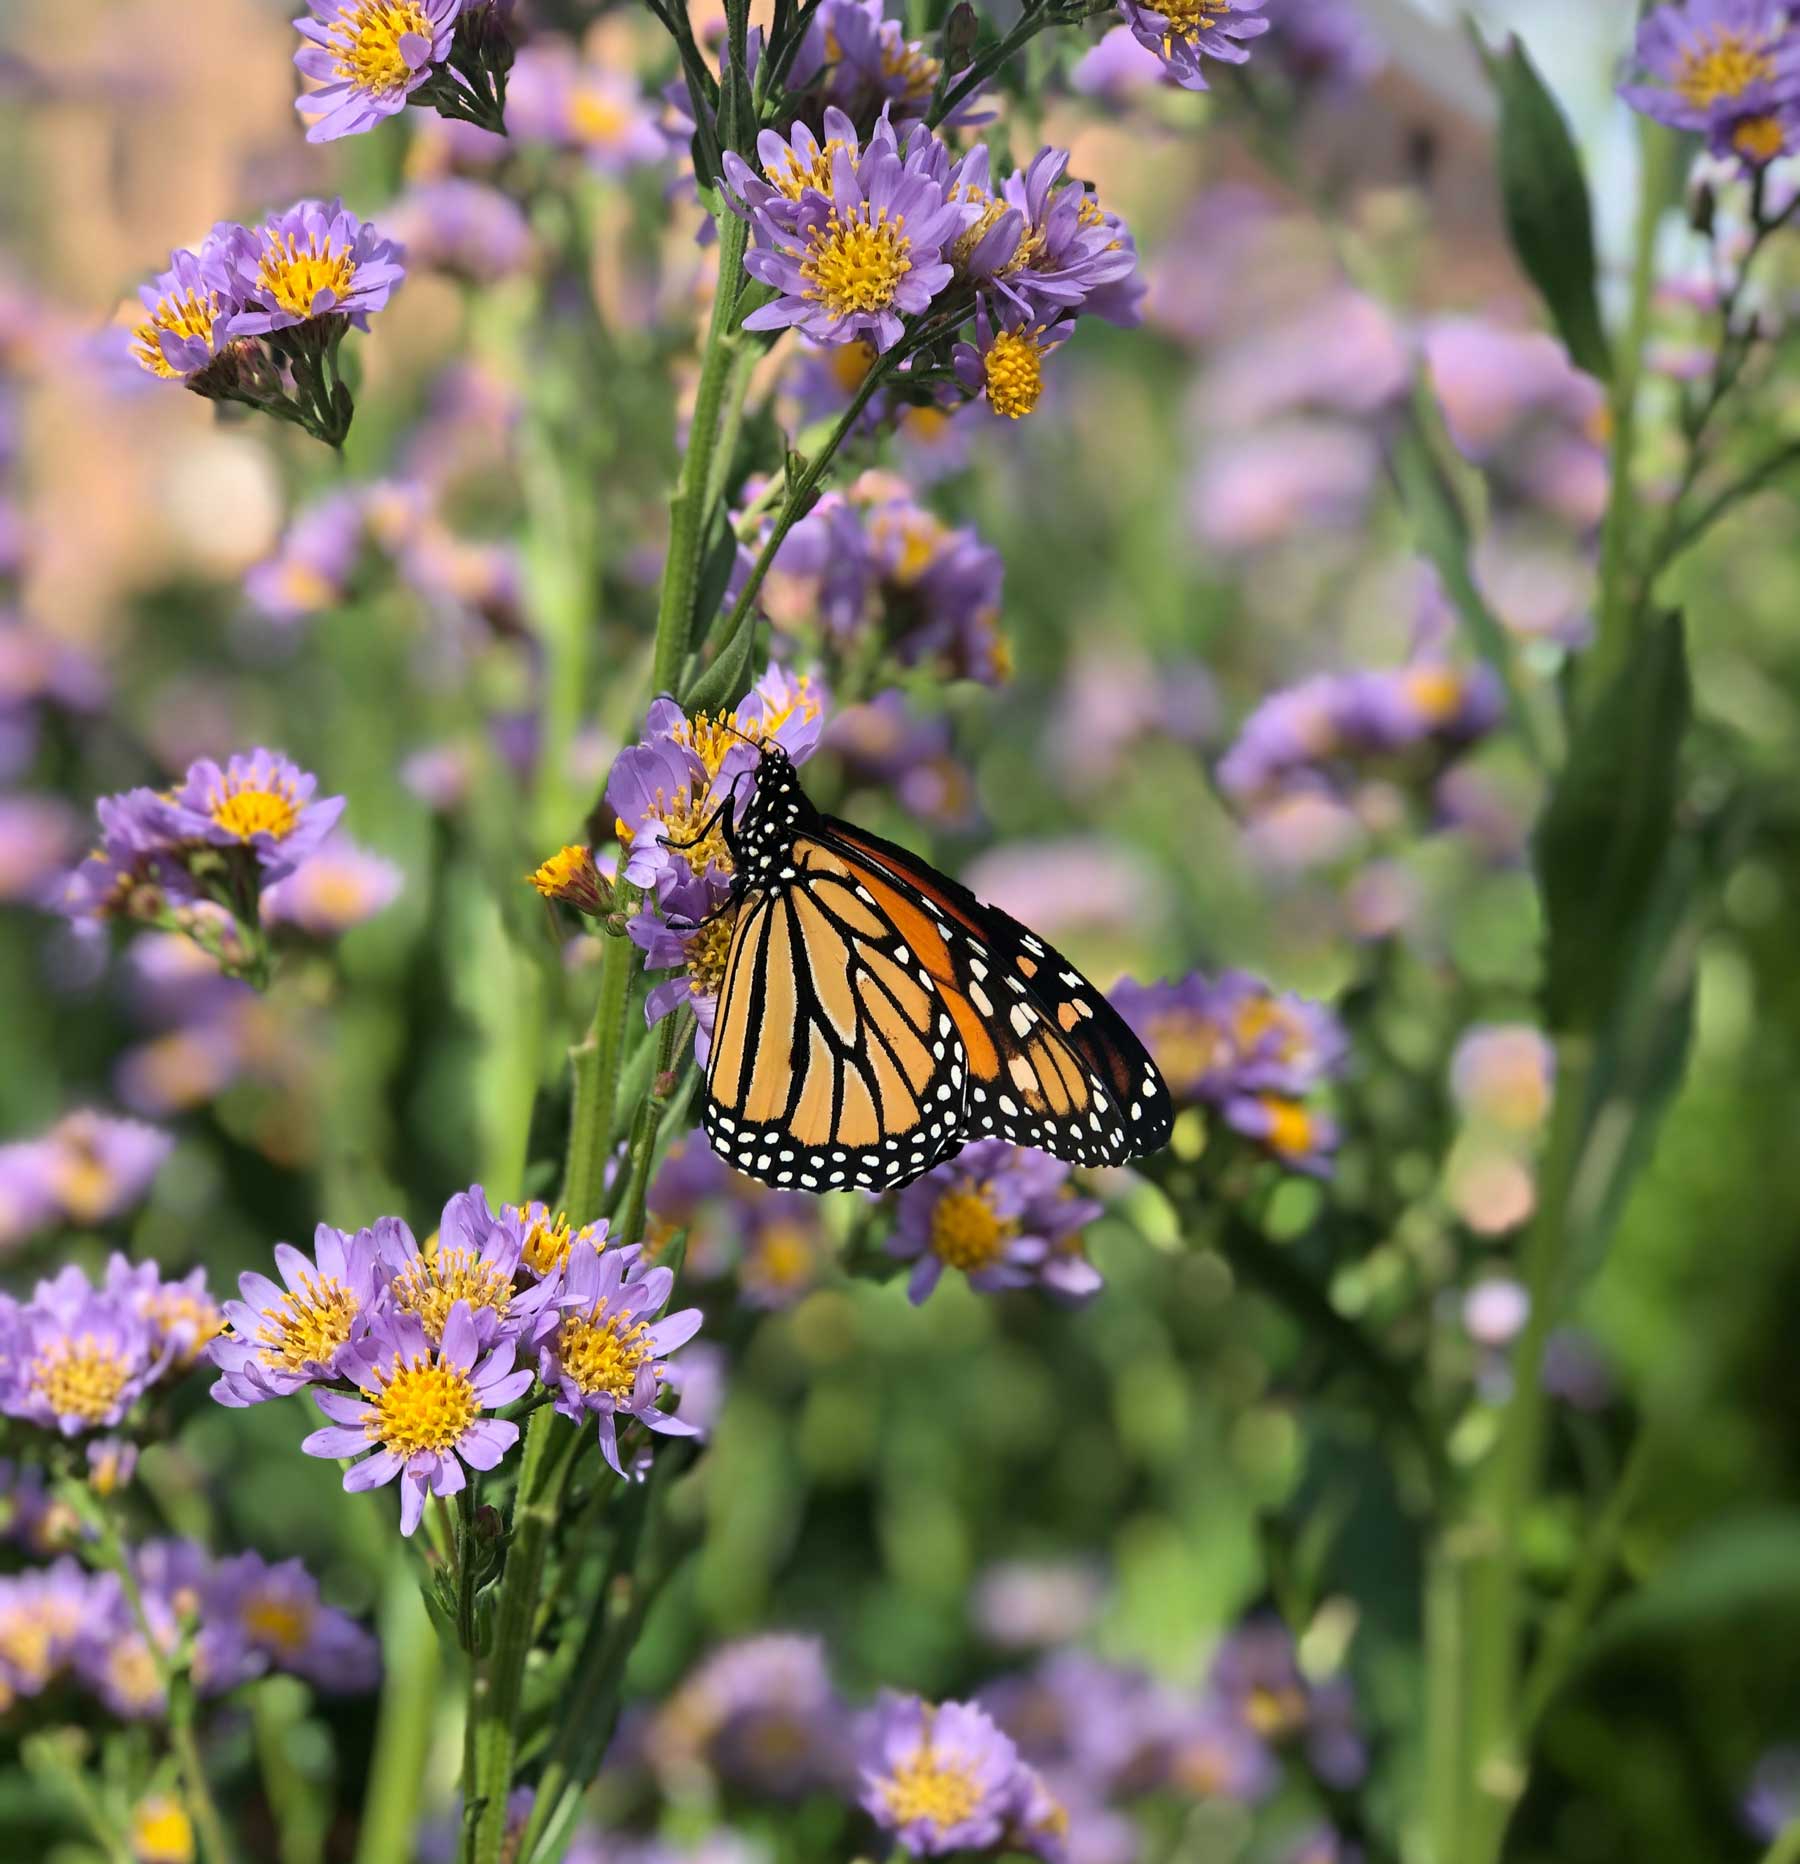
860 1693 1025 1856
536 1242 703 1475
1619 0 1800 163
302 1302 531 1534
889 1140 1105 1306
1117 0 1269 91
292 0 461 141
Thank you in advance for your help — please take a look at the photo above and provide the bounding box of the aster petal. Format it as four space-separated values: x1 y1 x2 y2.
302 1425 371 1457
311 1388 373 1425
343 1449 402 1491
458 1418 520 1470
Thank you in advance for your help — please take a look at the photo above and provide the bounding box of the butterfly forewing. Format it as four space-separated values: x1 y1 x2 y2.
703 836 969 1193
814 821 1176 1167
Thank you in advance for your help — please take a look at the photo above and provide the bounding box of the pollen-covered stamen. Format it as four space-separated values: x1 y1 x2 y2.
1145 0 1231 49
1733 113 1786 162
881 38 941 101
928 1186 1016 1272
982 327 1048 420
881 1747 984 1829
363 1353 478 1455
767 139 848 201
556 1310 655 1400
1677 29 1775 107
27 1338 133 1425
800 207 913 318
131 290 218 379
327 0 436 94
250 1271 360 1371
392 1247 513 1344
684 911 738 999
258 232 361 321
208 776 302 841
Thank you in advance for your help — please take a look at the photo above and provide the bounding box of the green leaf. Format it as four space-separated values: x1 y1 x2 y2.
1490 34 1612 382
680 609 759 716
1584 1511 1800 1657
1535 612 1690 1033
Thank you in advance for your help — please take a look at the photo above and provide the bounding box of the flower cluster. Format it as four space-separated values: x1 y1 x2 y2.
737 473 1009 686
605 666 828 1062
1112 970 1346 1174
293 0 513 142
1620 0 1800 170
60 749 352 978
0 1110 173 1247
0 1540 377 1718
127 201 405 446
888 1141 1106 1306
206 1187 704 1527
0 1253 219 1437
727 108 1141 420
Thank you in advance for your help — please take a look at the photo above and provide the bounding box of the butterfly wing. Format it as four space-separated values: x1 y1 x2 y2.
702 835 969 1193
813 819 1175 1168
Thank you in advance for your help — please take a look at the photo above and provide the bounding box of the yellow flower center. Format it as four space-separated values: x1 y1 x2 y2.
828 338 877 392
109 1638 165 1714
146 1289 224 1364
328 0 434 93
249 1270 360 1373
570 85 630 144
881 1749 984 1831
1243 1682 1309 1738
363 1353 478 1456
928 1187 1014 1273
208 780 301 842
49 1145 118 1223
1144 1010 1228 1089
0 1611 54 1687
556 1311 652 1400
1403 666 1464 724
258 232 360 321
29 1336 133 1424
686 911 738 999
130 290 217 379
768 138 846 200
1733 113 1786 162
520 1208 602 1278
1677 31 1774 108
747 1222 816 1292
801 208 913 319
871 506 944 586
1146 0 1229 47
131 1794 196 1864
392 1245 513 1344
983 327 1047 420
529 844 595 901
1231 996 1305 1063
880 37 940 100
243 1591 316 1656
1257 1097 1315 1159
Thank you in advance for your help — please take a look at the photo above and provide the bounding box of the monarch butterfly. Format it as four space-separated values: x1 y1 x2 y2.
669 738 1174 1193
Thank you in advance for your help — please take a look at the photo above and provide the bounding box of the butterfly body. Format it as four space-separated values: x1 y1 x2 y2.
696 742 1173 1193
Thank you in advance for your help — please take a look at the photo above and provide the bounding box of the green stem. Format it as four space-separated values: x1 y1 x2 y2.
1459 1037 1595 1864
466 1409 578 1864
653 210 750 697
22 1734 132 1864
252 1682 327 1864
1762 1821 1800 1864
560 884 640 1222
1653 434 1800 570
611 1015 686 1247
1589 119 1675 705
1423 1537 1470 1864
354 1558 441 1864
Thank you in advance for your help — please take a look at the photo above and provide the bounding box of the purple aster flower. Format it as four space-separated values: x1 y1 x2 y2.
651 1633 851 1796
244 490 366 623
128 231 244 382
209 1550 380 1690
739 133 969 352
724 106 866 230
1168 1697 1280 1801
860 1693 1025 1856
39 1110 174 1227
0 1142 60 1249
1112 971 1345 1104
1209 1616 1311 1739
292 0 460 141
952 302 1070 421
799 1 948 130
736 1193 831 1310
226 200 406 336
634 867 735 1065
1201 288 1409 428
888 1140 1105 1306
0 1558 94 1701
303 1301 531 1535
492 1198 625 1283
384 1185 558 1349
827 694 979 830
506 41 669 171
1118 0 1269 91
261 835 404 935
207 1219 395 1406
1224 1094 1337 1174
536 1242 703 1475
135 1537 267 1698
162 747 346 882
386 178 534 282
1 1268 167 1436
60 784 195 925
1620 0 1800 163
985 148 1141 327
103 1255 222 1369
1192 419 1382 551
85 1436 140 1496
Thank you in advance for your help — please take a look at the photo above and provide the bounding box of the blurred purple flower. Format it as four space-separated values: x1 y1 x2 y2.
861 1693 1024 1856
244 490 366 623
1192 420 1380 551
1264 0 1385 91
261 835 403 935
1072 25 1171 99
889 1140 1105 1305
385 178 532 283
210 1549 381 1689
506 41 668 171
1450 1024 1554 1132
1167 1697 1279 1801
971 1560 1105 1651
0 1264 168 1436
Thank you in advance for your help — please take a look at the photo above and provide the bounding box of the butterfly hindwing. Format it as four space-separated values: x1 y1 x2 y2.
813 820 1176 1167
703 835 969 1193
